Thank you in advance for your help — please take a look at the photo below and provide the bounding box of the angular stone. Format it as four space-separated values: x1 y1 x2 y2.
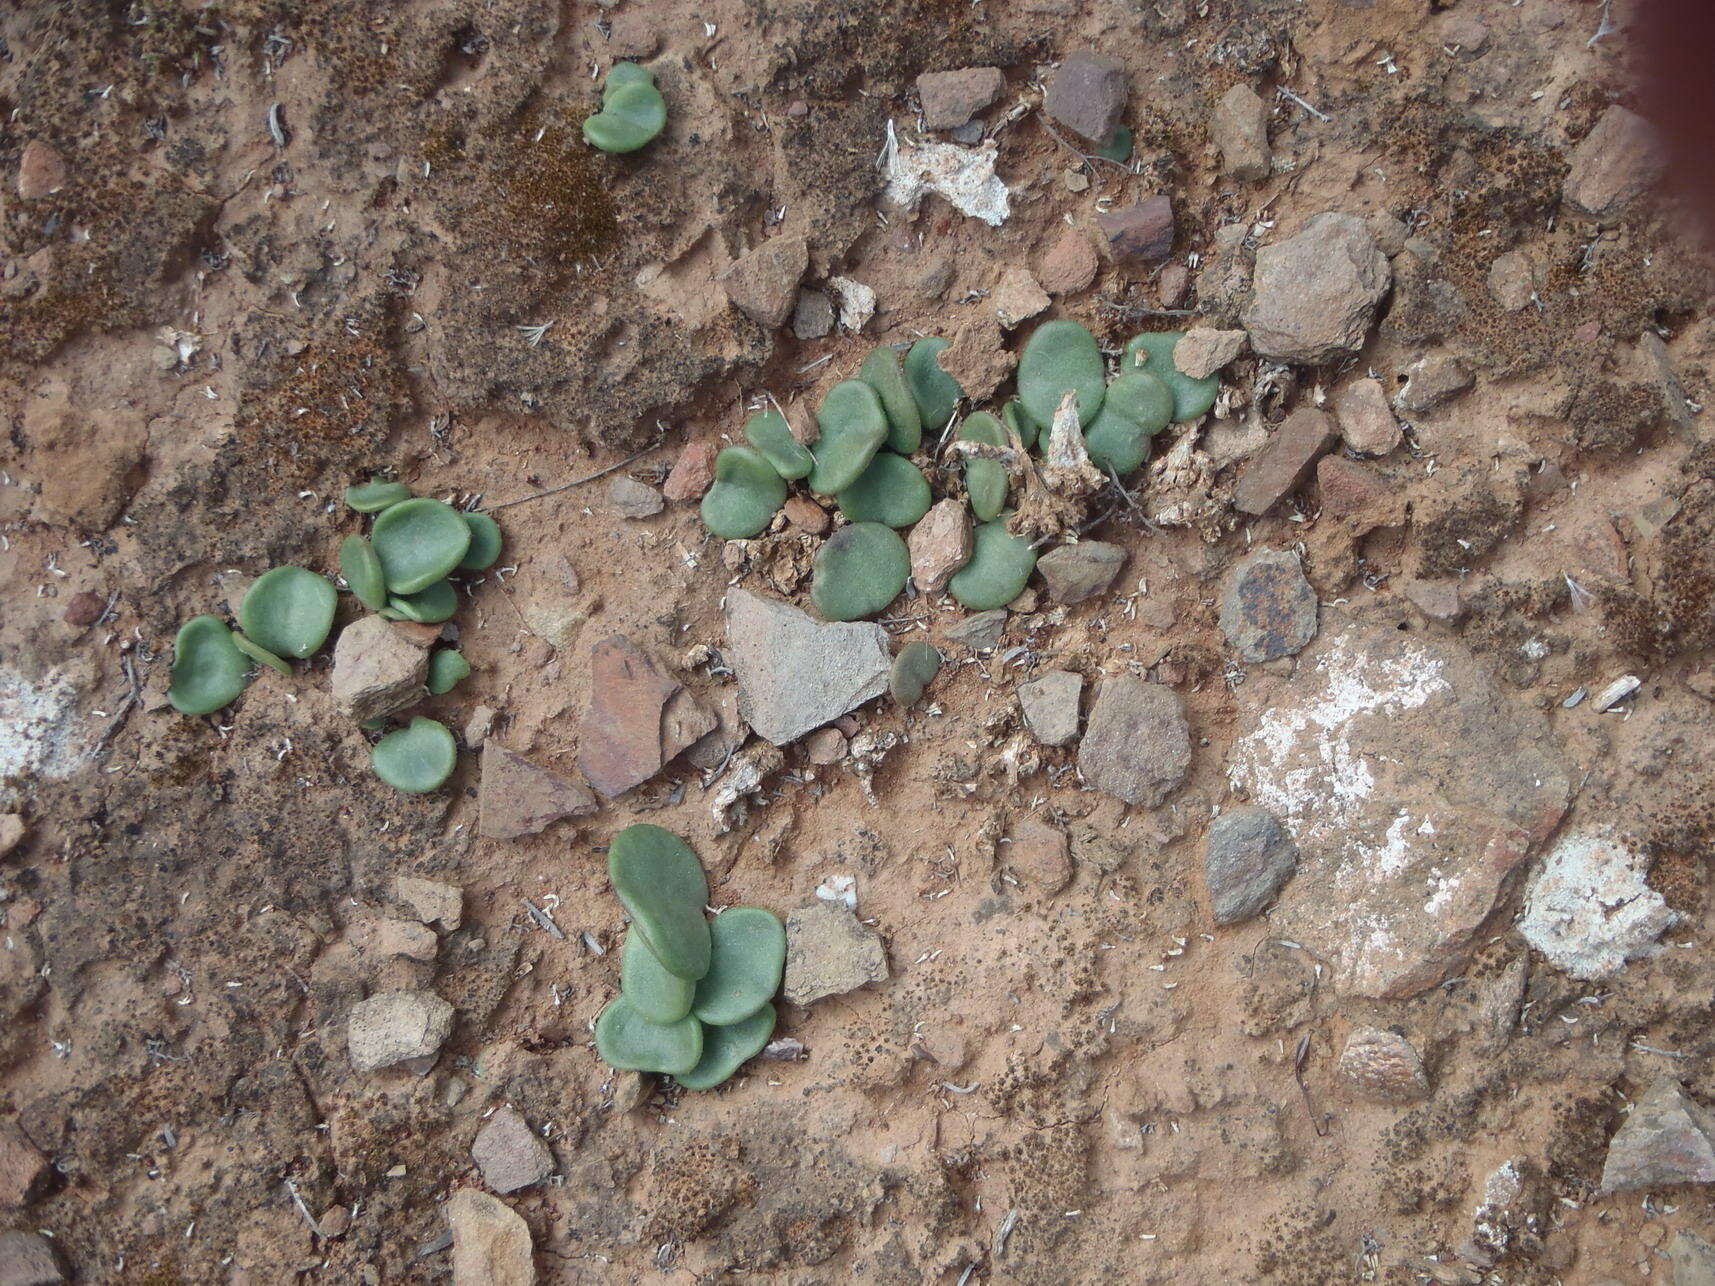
943 608 1006 652
446 1187 536 1286
1043 50 1127 144
1671 1232 1715 1285
1079 679 1191 807
471 1107 553 1194
348 990 454 1072
0 816 24 861
605 475 663 519
791 288 835 340
1232 407 1338 515
1096 195 1174 264
916 67 1005 130
1173 328 1247 380
1402 577 1463 623
61 590 105 629
991 267 1050 329
1211 83 1270 181
1316 455 1390 526
804 727 846 764
1564 105 1666 219
909 498 972 595
1204 805 1297 924
331 616 429 723
1008 818 1072 894
353 917 438 962
1219 549 1316 663
1037 226 1098 295
0 1232 64 1286
1158 263 1190 309
724 589 890 746
579 635 712 796
723 234 809 329
0 1124 49 1208
1487 251 1536 311
1229 625 1571 997
1338 1027 1430 1102
1395 352 1472 413
1037 540 1125 604
662 439 718 502
1018 669 1082 747
1518 831 1676 980
1600 1077 1715 1193
1242 213 1391 364
783 495 831 535
394 875 463 931
462 705 495 747
783 902 889 1006
16 142 66 201
479 743 597 839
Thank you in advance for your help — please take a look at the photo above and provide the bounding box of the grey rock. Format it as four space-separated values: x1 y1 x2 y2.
791 288 835 340
478 743 597 840
348 990 454 1073
393 875 463 932
1173 328 1247 380
1670 1232 1715 1285
725 589 890 746
1211 83 1270 181
1402 577 1464 623
943 608 1007 652
1079 679 1190 806
723 234 809 330
1204 805 1297 924
472 1107 554 1194
446 1187 535 1286
1019 670 1083 747
1043 50 1127 145
1219 549 1318 662
1600 1077 1715 1193
1395 352 1472 413
1242 212 1391 364
605 474 664 519
1563 105 1666 219
1519 831 1676 980
1486 250 1536 311
331 615 429 723
783 901 889 1006
1037 540 1125 604
1338 1027 1430 1102
1333 377 1401 455
916 66 1005 130
0 1233 64 1286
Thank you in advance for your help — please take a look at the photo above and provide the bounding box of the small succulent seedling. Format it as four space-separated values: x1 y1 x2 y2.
622 930 696 1023
1018 320 1106 432
232 632 291 676
426 649 470 695
339 535 388 611
701 445 788 539
903 337 962 433
371 497 473 595
806 380 888 495
742 409 814 481
948 517 1037 610
858 346 923 454
458 513 503 571
344 480 411 513
608 824 712 980
1000 398 1036 451
383 579 458 624
889 640 941 706
675 1004 776 1092
811 521 910 621
371 716 457 793
595 995 703 1074
836 452 931 528
691 907 786 1026
956 412 1009 522
168 616 251 715
583 62 667 154
1095 125 1133 163
1083 370 1173 475
238 566 337 659
1125 331 1219 422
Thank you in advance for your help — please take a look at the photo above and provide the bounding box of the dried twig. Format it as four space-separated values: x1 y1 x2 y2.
489 441 661 510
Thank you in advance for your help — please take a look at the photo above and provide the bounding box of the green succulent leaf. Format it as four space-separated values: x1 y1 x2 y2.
345 480 412 513
386 579 458 624
835 452 931 528
608 824 712 981
902 337 963 433
948 517 1038 610
583 64 667 154
957 411 1009 522
1018 319 1106 432
675 1004 777 1091
858 346 923 454
371 716 457 793
1095 124 1133 163
168 616 252 716
622 930 696 1024
811 522 910 621
1083 370 1173 475
889 640 942 707
595 995 703 1074
806 380 889 495
742 409 815 481
691 907 786 1026
1000 398 1037 452
426 649 471 695
233 632 292 676
238 566 337 659
458 513 503 571
339 535 388 611
701 445 788 539
1124 331 1220 422
371 497 473 595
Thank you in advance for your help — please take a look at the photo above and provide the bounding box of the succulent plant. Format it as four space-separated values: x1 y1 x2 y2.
238 566 337 659
371 498 473 595
806 380 889 495
1095 124 1133 163
339 535 388 611
344 480 411 513
903 337 963 433
370 716 457 793
1083 369 1173 475
858 345 923 454
622 930 696 1024
1018 319 1105 432
691 907 786 1026
948 517 1037 610
458 513 503 571
383 579 459 624
608 824 712 980
743 409 814 481
701 445 788 539
889 640 942 706
168 616 251 715
232 632 291 676
1000 397 1037 451
583 62 667 154
811 521 910 621
1124 331 1219 422
836 452 931 529
675 1004 777 1091
594 995 703 1074
426 649 470 695
956 411 1009 522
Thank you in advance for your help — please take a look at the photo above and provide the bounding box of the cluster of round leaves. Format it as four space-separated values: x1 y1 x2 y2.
594 825 786 1091
583 63 666 154
698 325 1215 621
167 480 501 793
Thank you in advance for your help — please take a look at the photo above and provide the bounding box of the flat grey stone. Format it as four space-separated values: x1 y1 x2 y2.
943 608 1007 652
471 1106 553 1194
348 990 454 1073
1219 548 1318 662
1037 541 1125 604
1078 679 1190 807
1018 669 1082 747
1601 1077 1715 1193
783 901 889 1006
725 589 890 746
1204 804 1297 924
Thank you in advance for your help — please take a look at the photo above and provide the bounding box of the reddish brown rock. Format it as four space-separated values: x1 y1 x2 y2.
1600 1077 1715 1193
1232 408 1339 516
1401 577 1464 623
783 495 831 535
579 635 714 796
1333 378 1401 456
1043 50 1127 145
723 234 809 329
1211 83 1270 181
1157 263 1190 308
909 499 973 595
1172 328 1246 380
16 141 66 200
915 67 1005 130
1563 105 1666 220
1242 213 1391 364
478 744 597 840
662 439 718 502
1316 455 1389 525
471 1107 554 1194
0 1124 49 1208
1008 818 1072 894
60 590 105 629
1078 679 1190 807
1096 195 1174 264
1037 227 1099 295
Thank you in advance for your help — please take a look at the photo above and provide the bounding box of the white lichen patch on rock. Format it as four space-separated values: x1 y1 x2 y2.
0 664 94 800
882 121 1011 226
1518 831 1677 980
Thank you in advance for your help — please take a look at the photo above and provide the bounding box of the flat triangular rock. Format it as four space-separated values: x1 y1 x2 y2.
1601 1077 1715 1193
580 634 709 798
477 743 597 840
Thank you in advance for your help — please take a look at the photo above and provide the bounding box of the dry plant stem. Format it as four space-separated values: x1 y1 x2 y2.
490 440 661 510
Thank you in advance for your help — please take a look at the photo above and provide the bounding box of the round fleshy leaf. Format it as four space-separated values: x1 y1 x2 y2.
595 995 703 1074
371 716 457 793
742 409 814 481
675 1004 777 1092
459 513 503 571
1125 331 1220 422
1018 319 1106 432
608 824 712 981
1083 370 1173 475
835 452 931 529
1001 398 1037 452
889 640 942 707
345 480 411 513
701 445 788 539
371 497 472 595
583 65 667 154
238 566 337 659
168 616 251 716
903 337 963 433
806 380 888 495
622 930 696 1024
339 535 388 611
858 346 923 454
811 522 910 621
691 908 786 1026
948 517 1038 610
957 412 1009 522
1095 124 1133 163
426 649 470 695
233 633 292 676
387 579 458 624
